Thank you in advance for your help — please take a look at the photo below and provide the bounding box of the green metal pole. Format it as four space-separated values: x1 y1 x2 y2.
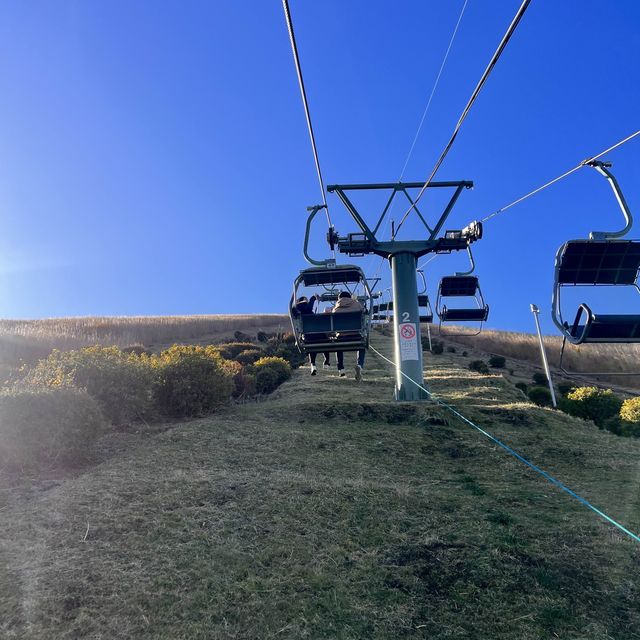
390 252 429 401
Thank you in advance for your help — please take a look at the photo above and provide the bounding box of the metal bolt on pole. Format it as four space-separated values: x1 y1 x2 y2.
530 303 557 408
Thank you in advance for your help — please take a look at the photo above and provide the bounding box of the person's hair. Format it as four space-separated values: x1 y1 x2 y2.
296 296 308 304
338 291 351 299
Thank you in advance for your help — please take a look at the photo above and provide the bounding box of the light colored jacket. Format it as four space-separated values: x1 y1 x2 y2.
332 297 363 313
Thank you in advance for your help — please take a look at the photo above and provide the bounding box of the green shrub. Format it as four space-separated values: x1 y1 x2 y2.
446 346 456 353
256 331 269 343
469 360 489 375
222 360 257 399
489 355 506 368
213 342 256 360
253 357 291 386
282 333 297 345
430 341 444 355
515 381 528 396
620 397 640 423
528 386 552 407
151 346 233 418
264 338 305 369
462 351 468 357
532 372 548 386
0 385 106 470
255 368 281 395
234 330 254 342
559 386 622 427
26 347 154 425
235 349 263 366
556 381 575 397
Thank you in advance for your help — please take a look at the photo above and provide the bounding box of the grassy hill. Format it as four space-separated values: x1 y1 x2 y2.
2 332 639 639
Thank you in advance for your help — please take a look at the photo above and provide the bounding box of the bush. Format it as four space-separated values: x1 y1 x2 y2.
255 367 281 395
26 347 154 425
620 397 640 424
469 360 489 375
462 351 468 357
264 338 305 368
528 386 552 407
234 330 254 342
431 341 444 355
222 360 257 399
515 381 528 396
256 331 269 343
532 372 548 386
253 357 291 386
556 381 575 397
235 349 263 366
282 332 297 345
489 355 506 368
213 342 257 360
0 385 106 470
446 346 456 353
559 386 622 427
151 346 233 418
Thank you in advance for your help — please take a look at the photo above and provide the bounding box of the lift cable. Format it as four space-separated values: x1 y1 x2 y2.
282 0 333 230
480 129 640 224
393 0 532 239
367 0 469 283
369 342 640 544
399 0 470 182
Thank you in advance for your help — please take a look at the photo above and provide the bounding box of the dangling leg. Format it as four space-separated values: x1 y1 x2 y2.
337 351 345 377
309 352 317 375
323 351 331 368
355 349 365 381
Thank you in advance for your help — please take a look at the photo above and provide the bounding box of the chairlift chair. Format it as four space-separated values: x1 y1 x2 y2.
435 246 489 335
551 160 640 374
289 264 372 355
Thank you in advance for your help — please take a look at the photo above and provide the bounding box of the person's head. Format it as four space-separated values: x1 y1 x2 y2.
338 291 351 300
296 296 308 305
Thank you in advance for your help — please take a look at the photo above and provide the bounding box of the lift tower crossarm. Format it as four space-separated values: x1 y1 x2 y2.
323 179 477 401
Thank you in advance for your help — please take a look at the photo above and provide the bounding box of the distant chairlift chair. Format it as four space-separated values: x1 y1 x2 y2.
435 247 489 336
551 160 640 374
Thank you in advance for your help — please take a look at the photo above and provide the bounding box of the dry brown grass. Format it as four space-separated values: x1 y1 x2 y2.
0 315 289 369
438 326 640 389
1 333 639 639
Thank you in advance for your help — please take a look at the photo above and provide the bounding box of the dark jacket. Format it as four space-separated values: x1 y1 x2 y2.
293 295 318 316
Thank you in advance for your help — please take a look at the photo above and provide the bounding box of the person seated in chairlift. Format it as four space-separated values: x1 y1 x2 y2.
293 295 331 375
332 291 366 381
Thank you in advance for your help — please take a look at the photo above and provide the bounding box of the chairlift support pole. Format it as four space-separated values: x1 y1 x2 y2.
530 303 557 408
325 180 477 401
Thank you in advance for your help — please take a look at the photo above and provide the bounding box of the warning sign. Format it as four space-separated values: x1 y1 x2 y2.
399 322 419 361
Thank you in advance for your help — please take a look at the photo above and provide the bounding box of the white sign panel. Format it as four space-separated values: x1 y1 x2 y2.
399 322 419 361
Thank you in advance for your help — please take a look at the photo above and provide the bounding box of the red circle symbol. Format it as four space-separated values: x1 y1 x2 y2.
400 324 416 339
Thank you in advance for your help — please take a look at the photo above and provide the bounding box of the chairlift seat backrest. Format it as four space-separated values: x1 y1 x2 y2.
439 276 480 297
576 314 640 342
417 295 430 307
300 311 362 334
419 314 434 323
557 240 640 286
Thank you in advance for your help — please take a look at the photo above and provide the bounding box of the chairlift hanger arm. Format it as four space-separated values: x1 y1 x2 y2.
303 204 335 267
455 246 476 276
586 160 634 240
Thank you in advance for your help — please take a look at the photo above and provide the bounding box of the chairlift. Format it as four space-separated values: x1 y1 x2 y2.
416 271 433 323
289 264 372 355
551 160 640 374
435 245 489 335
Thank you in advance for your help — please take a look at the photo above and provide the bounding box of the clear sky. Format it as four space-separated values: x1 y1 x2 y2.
0 1 638 334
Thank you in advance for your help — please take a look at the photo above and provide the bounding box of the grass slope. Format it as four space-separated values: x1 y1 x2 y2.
1 334 639 639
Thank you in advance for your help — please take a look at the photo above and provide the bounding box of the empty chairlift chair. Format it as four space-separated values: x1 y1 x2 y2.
289 264 372 355
551 160 640 374
435 245 489 335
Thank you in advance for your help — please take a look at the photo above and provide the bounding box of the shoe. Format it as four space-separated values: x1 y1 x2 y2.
310 365 317 376
338 369 346 377
355 365 362 381
323 362 331 369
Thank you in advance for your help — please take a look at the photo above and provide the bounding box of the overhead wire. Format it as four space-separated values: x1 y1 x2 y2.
367 0 470 285
281 0 333 231
369 342 640 544
480 129 640 223
393 0 532 239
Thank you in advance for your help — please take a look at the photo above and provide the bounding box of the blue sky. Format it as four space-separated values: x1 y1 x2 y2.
0 1 638 334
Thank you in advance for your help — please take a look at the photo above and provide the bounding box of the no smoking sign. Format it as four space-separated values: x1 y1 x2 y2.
399 322 419 360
